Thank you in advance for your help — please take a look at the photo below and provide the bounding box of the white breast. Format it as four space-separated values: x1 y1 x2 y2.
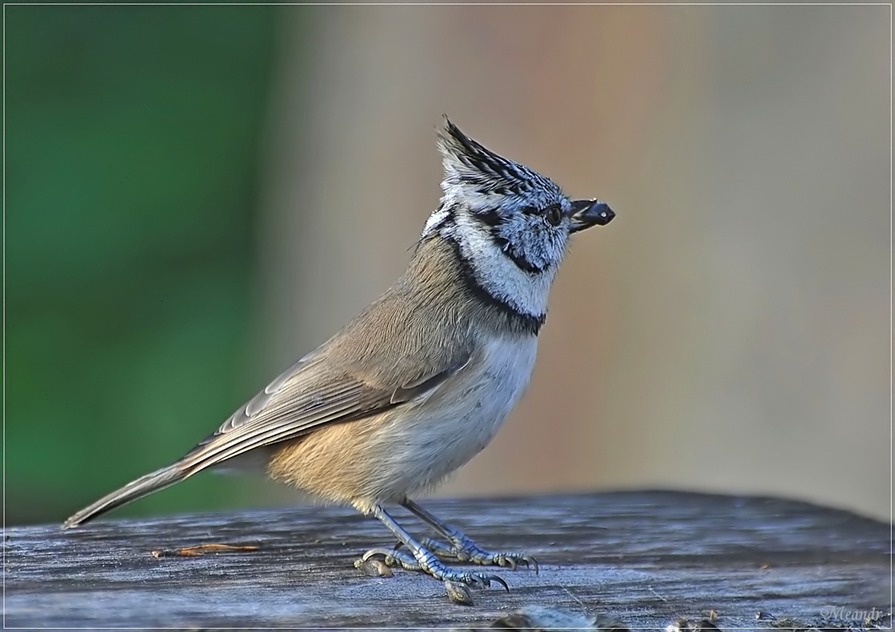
380 334 539 497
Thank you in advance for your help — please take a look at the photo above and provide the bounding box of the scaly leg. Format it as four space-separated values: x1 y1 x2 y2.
359 504 509 591
401 499 538 572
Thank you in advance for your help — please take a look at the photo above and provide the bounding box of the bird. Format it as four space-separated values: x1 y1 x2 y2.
63 117 615 599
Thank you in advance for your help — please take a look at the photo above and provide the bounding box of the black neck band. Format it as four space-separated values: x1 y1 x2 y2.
445 235 546 336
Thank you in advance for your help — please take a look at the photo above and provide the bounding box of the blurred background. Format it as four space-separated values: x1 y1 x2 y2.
5 5 889 525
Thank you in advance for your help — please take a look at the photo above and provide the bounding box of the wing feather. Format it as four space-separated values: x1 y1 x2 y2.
180 349 470 473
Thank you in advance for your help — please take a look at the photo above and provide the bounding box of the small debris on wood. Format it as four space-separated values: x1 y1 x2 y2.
479 606 629 632
353 556 393 578
149 543 259 558
444 579 475 606
667 617 722 632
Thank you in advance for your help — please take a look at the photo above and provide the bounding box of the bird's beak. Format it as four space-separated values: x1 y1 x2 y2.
568 199 615 233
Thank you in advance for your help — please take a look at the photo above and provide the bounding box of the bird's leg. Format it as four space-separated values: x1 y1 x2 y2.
360 504 509 592
401 498 538 572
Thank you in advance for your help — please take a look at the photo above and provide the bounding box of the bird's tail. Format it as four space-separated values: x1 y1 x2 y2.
62 463 191 529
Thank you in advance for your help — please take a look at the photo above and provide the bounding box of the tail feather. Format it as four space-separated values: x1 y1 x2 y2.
62 464 190 529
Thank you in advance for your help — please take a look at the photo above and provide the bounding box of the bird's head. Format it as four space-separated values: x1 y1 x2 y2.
420 118 614 320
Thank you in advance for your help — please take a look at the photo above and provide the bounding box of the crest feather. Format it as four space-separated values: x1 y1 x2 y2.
437 117 550 196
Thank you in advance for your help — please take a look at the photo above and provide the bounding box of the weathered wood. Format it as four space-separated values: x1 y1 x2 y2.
4 491 890 629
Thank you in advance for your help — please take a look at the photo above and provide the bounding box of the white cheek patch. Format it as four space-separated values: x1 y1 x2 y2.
449 213 556 318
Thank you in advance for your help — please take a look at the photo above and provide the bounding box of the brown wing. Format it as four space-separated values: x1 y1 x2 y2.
179 347 471 474
179 250 480 476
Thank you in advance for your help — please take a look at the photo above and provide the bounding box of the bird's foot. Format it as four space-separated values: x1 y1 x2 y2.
362 504 511 604
421 535 538 573
359 544 509 591
357 546 421 572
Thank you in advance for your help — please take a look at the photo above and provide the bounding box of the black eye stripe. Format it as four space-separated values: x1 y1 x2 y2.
475 208 502 227
521 203 562 217
491 234 544 274
474 203 563 227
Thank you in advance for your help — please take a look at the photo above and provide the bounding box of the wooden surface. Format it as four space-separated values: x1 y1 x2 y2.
4 491 891 630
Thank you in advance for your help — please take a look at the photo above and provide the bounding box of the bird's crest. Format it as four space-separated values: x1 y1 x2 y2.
436 117 558 199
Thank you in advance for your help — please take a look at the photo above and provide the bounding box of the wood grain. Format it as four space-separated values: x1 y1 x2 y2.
4 491 890 629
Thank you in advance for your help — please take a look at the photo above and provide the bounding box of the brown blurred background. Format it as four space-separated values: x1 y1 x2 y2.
6 5 889 524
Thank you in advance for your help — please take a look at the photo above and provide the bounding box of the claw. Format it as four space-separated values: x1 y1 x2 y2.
453 570 508 591
360 547 394 562
360 547 421 572
526 555 539 574
485 573 510 592
498 555 517 570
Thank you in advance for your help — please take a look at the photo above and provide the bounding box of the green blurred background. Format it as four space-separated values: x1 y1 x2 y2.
5 5 889 526
7 5 279 523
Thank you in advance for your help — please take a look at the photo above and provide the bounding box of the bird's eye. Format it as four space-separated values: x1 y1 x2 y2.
545 204 563 226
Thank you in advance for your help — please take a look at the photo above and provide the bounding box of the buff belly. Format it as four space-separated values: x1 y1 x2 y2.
266 335 538 513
